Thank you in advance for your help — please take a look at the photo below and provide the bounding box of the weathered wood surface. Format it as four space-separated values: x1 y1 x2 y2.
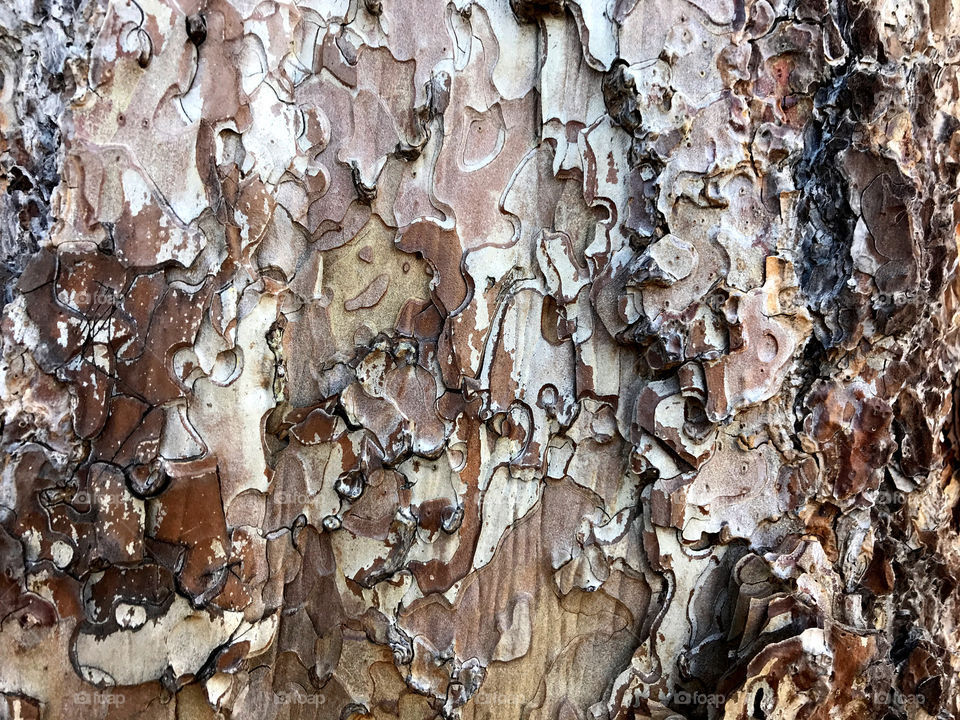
1 0 959 718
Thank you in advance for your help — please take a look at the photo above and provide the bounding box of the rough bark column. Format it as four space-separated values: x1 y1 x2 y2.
0 0 958 718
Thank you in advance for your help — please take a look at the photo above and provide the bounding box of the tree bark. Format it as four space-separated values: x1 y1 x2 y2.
0 0 959 718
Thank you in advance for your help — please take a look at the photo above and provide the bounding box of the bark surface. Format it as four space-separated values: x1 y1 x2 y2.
1 0 959 718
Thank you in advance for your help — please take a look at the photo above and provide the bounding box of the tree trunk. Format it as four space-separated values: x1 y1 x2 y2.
1 0 959 718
